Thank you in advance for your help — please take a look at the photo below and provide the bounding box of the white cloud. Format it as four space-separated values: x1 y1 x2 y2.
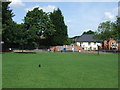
103 12 115 20
25 5 57 13
25 5 39 12
9 0 25 8
43 5 57 12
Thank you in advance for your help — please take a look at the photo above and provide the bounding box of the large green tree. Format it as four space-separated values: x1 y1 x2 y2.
0 1 2 34
2 2 15 47
111 21 118 39
117 17 120 39
50 8 69 45
24 7 55 47
2 2 14 25
95 21 117 40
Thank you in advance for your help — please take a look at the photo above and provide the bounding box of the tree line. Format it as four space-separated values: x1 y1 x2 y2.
2 2 71 49
95 18 120 40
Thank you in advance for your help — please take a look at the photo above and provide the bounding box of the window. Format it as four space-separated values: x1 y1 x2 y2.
94 42 96 45
90 47 92 50
88 42 91 45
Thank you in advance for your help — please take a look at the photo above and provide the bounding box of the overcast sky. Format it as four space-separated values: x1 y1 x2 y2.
8 0 118 37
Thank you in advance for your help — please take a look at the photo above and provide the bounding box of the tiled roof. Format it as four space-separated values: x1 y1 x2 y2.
76 34 102 42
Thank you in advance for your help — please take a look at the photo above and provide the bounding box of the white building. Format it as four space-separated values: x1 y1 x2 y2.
75 34 102 50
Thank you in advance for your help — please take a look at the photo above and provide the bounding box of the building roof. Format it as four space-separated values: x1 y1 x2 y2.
71 36 80 42
76 34 102 42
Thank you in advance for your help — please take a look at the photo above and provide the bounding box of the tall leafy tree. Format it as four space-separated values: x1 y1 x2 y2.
95 21 116 40
2 2 15 47
2 2 14 25
111 21 118 39
24 7 55 47
2 2 32 49
0 1 2 34
50 8 69 45
117 17 120 39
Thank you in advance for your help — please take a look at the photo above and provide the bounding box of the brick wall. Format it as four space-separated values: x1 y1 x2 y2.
49 46 84 52
103 39 117 50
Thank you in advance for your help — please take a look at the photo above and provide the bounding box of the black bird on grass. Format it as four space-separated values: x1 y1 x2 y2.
39 64 41 67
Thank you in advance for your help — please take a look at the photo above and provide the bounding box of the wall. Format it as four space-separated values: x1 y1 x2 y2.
76 42 101 50
49 46 83 52
118 43 120 51
103 39 117 50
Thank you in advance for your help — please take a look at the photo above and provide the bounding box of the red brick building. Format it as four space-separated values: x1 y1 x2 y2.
117 40 120 51
102 38 120 51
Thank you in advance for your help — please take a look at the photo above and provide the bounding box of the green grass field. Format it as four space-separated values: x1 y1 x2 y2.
2 52 118 88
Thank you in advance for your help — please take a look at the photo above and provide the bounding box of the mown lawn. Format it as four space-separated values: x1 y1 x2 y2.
2 52 118 88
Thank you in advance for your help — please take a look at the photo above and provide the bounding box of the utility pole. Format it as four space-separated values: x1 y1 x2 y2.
97 43 101 55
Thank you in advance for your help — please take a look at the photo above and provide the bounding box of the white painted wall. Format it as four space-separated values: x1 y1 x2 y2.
76 42 101 50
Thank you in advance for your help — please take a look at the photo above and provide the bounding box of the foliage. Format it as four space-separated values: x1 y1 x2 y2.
117 17 120 39
13 23 28 48
82 30 95 35
24 8 56 46
2 4 70 48
2 2 14 25
64 38 72 45
0 2 2 34
50 8 69 45
95 21 117 40
2 2 15 47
